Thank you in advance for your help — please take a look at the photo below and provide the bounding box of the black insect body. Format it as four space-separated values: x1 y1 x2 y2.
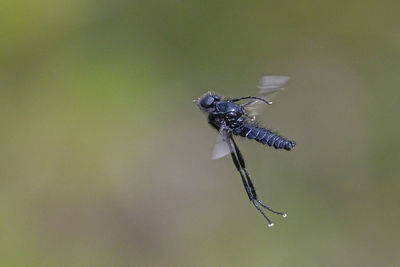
195 76 295 227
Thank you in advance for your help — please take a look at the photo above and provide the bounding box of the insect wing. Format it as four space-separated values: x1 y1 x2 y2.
258 76 290 95
244 76 290 117
212 129 231 160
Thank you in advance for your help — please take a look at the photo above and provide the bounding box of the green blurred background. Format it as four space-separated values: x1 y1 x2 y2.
1 1 400 266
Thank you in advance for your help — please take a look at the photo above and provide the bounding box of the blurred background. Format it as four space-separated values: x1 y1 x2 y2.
1 1 400 266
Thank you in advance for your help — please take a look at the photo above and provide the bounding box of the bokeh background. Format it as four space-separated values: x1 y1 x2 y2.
2 1 400 266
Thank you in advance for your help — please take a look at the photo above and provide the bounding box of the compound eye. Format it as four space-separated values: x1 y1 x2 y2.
200 95 215 108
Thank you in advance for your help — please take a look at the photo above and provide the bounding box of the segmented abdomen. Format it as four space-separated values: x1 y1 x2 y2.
233 123 296 151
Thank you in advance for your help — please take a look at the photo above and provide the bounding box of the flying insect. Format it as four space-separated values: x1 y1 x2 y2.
195 76 296 227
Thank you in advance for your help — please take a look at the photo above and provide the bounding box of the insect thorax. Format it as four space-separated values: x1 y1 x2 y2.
209 101 245 130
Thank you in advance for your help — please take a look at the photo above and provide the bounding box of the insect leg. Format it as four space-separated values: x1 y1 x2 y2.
243 166 286 217
230 96 272 105
227 136 274 226
251 199 274 226
230 136 287 218
227 139 253 201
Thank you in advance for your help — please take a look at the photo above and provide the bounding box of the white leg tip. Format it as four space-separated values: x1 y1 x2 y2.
282 213 287 218
268 223 274 227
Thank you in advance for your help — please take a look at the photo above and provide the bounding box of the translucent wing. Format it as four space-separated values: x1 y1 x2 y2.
244 76 290 118
258 76 290 95
212 129 231 160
